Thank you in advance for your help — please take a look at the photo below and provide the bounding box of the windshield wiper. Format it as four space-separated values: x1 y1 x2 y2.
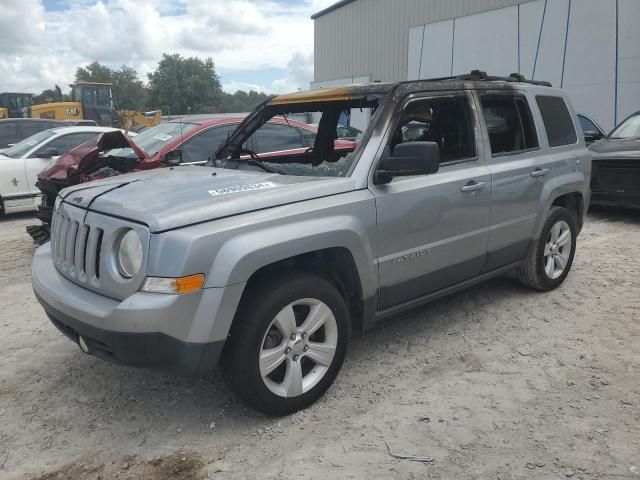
219 158 285 175
243 159 285 174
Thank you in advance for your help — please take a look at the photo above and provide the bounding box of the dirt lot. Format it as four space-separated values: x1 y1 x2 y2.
1 210 639 480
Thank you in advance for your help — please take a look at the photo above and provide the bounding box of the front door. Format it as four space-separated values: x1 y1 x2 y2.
371 92 492 310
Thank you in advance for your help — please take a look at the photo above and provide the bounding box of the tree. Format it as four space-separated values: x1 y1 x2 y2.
33 85 63 104
218 90 271 113
111 66 147 111
75 62 113 83
147 54 223 115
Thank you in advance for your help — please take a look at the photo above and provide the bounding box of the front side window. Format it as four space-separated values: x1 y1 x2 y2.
481 95 539 155
535 95 577 147
2 130 55 158
609 113 640 140
31 132 98 157
391 95 476 164
578 114 600 134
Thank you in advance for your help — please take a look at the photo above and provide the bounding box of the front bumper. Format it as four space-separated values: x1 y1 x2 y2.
32 243 245 376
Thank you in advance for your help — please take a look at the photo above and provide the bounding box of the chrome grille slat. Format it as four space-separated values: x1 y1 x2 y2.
75 225 89 278
57 217 70 265
65 221 79 273
85 227 100 280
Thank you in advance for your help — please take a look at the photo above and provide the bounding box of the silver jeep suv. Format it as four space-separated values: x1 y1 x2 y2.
32 72 591 415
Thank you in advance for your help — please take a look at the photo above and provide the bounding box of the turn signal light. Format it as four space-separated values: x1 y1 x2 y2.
141 274 205 295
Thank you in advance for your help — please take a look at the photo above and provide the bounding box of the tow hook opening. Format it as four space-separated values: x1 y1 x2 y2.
78 335 90 354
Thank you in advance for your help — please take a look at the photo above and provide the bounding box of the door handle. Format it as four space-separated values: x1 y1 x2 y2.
530 168 550 178
460 180 487 192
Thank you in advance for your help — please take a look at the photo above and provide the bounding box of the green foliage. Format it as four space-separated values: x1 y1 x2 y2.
218 90 272 113
75 62 112 83
111 66 147 111
70 56 272 115
147 54 223 115
33 85 63 104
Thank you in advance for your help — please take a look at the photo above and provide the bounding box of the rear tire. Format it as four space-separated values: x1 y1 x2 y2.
518 206 577 291
221 272 350 416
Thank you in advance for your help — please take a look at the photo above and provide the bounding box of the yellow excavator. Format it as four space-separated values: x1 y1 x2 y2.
0 92 34 119
23 82 161 131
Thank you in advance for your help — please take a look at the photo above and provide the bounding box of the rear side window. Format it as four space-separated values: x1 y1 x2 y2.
21 121 53 138
536 96 577 147
251 124 304 153
480 95 539 156
0 122 17 147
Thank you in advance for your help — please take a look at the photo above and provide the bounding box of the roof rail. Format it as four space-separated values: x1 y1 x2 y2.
454 70 552 87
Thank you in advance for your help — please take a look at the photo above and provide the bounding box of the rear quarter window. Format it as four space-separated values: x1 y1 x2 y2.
536 96 578 147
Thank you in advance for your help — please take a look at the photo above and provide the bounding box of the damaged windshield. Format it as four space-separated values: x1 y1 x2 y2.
212 95 381 177
107 121 198 158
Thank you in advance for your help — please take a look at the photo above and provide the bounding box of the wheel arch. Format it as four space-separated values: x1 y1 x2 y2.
240 247 368 335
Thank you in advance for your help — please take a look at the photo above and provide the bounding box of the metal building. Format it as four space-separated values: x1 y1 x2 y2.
312 0 640 131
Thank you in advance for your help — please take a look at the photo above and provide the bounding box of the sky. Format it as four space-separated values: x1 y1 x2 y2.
0 0 337 95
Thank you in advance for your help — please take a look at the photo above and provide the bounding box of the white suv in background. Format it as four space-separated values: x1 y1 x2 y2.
0 126 131 214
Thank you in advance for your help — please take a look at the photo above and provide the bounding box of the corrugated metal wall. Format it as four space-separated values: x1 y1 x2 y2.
313 0 537 83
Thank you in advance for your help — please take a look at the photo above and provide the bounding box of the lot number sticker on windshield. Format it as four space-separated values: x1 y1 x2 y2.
154 134 173 142
208 182 276 197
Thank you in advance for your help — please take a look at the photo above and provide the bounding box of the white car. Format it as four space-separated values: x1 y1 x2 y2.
0 126 132 214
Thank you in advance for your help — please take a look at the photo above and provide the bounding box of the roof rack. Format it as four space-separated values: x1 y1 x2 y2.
416 70 552 87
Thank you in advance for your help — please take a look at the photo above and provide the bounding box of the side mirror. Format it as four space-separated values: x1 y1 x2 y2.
35 148 59 158
583 131 603 144
163 149 182 166
374 141 440 185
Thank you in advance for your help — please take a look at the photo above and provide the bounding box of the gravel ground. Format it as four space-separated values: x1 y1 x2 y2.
0 209 639 480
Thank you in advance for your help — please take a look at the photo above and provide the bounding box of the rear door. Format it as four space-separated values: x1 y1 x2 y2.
478 91 553 271
371 91 492 309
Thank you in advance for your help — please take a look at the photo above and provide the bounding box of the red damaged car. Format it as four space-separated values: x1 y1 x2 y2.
29 116 356 243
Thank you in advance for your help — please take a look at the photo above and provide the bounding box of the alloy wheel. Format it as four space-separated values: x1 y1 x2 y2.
259 298 338 398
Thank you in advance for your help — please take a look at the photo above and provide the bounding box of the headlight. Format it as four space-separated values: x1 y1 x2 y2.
117 229 143 278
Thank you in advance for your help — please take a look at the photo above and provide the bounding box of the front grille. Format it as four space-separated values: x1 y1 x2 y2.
598 166 640 192
51 206 104 285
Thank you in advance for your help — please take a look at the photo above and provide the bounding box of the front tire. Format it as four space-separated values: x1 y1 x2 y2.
222 272 351 416
518 206 578 291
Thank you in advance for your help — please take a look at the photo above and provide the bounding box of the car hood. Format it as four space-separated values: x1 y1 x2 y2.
589 138 640 160
59 166 355 232
38 130 148 183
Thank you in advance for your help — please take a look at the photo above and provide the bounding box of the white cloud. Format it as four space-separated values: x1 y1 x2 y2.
221 80 270 94
0 0 328 94
272 51 314 93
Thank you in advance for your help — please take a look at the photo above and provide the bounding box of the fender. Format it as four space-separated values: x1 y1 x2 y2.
207 214 377 299
533 169 587 239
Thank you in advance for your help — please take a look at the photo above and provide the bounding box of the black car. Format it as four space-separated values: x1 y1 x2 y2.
0 118 98 150
589 111 640 208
